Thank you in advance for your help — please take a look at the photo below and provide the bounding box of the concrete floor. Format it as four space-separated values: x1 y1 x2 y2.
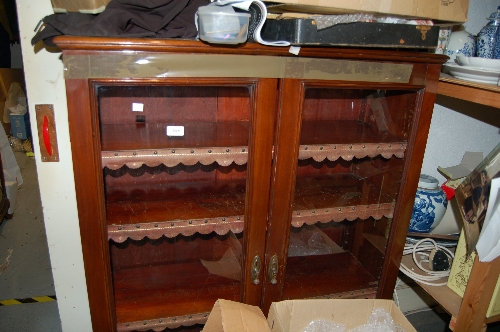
0 151 62 331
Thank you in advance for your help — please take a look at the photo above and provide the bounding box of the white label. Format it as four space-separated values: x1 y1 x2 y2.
166 126 184 136
132 103 144 112
289 46 301 55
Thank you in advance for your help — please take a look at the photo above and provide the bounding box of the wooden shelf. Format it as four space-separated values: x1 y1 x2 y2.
105 173 397 241
400 254 461 317
105 179 247 226
292 173 396 226
401 252 500 330
283 252 377 299
113 260 240 328
438 74 500 108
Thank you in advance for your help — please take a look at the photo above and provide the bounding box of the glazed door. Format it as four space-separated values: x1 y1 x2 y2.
86 78 276 331
262 78 424 311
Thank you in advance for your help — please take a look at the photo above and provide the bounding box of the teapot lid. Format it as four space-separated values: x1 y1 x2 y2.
487 6 500 20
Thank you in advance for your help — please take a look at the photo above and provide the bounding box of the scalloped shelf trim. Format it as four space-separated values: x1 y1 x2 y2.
102 142 406 170
298 142 406 162
116 312 208 332
108 216 244 243
102 146 248 170
291 202 395 227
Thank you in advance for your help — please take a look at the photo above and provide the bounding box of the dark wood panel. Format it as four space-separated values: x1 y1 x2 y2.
113 260 241 323
262 78 304 313
282 252 377 299
66 79 116 331
105 179 247 225
241 78 277 306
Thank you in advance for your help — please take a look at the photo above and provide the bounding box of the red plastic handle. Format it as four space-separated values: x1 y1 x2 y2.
43 115 53 156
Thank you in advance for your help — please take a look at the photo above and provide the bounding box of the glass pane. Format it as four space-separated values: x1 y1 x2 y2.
283 88 418 300
97 84 250 328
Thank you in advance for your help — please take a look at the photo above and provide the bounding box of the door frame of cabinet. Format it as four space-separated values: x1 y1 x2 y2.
65 77 277 331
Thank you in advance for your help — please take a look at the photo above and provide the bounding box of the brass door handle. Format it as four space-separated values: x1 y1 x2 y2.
268 255 278 285
251 256 261 285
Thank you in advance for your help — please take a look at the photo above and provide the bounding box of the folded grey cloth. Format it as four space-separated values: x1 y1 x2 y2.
32 0 210 46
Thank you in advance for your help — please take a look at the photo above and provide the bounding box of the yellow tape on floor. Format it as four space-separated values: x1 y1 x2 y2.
0 295 56 306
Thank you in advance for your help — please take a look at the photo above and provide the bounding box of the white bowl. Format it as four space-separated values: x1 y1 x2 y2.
456 55 500 70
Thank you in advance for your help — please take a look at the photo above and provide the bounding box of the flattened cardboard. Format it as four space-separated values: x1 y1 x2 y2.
455 144 500 256
438 152 484 180
267 299 416 332
203 299 271 332
265 0 469 23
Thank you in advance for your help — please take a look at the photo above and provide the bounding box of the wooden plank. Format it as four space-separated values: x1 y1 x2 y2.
454 256 500 331
54 36 449 64
105 179 247 225
438 76 500 108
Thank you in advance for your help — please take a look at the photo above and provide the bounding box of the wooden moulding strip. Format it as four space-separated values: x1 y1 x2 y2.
116 312 208 332
310 287 378 300
108 216 244 243
102 146 248 169
291 202 395 227
297 142 406 162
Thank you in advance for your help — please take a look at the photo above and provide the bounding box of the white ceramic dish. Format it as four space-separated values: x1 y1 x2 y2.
443 63 500 85
456 55 500 70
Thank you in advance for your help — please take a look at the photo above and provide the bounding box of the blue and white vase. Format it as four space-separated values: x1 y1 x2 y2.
409 174 448 233
477 7 500 59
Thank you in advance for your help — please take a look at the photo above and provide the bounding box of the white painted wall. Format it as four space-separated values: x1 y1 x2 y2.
13 0 500 330
15 0 92 331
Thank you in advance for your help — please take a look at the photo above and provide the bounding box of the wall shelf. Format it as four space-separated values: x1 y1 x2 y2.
438 74 500 108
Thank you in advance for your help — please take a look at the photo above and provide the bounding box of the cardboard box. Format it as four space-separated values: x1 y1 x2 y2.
447 230 500 318
1 69 25 135
10 112 30 140
203 299 416 332
51 0 110 13
265 0 469 23
0 69 25 115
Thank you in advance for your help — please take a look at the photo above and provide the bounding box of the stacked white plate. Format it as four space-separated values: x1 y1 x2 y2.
443 55 500 85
